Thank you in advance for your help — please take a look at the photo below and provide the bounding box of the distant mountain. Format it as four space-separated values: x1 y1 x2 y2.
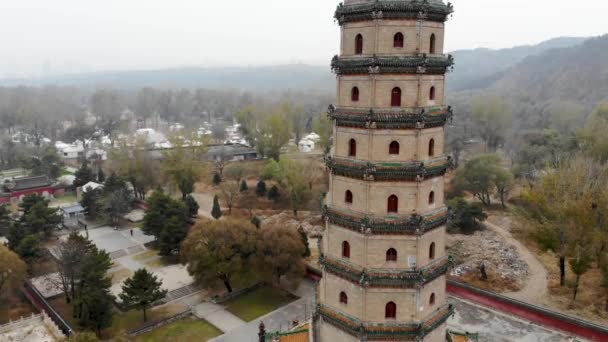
485 35 608 107
447 37 588 92
449 35 608 136
0 64 334 92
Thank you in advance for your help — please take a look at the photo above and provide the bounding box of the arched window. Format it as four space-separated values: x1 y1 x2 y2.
393 32 404 48
429 242 436 260
388 195 399 213
345 190 353 204
428 191 435 205
385 302 397 319
389 141 400 155
348 139 357 157
340 291 348 304
342 241 351 259
428 138 435 157
386 248 398 262
355 34 363 55
429 293 436 306
351 87 359 102
430 34 436 54
391 87 402 107
429 86 436 101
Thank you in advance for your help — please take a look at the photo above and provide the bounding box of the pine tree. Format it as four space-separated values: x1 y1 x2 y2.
251 216 261 229
267 185 280 202
255 180 267 197
184 195 199 217
212 173 222 185
158 216 186 256
211 195 222 220
240 179 248 192
119 268 167 322
74 247 113 337
97 168 105 183
74 162 94 188
80 188 101 219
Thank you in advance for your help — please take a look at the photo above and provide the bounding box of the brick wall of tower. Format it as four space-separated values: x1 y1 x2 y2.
329 176 445 215
319 272 447 322
337 75 446 108
321 225 447 269
334 127 445 162
341 20 445 56
317 1 454 340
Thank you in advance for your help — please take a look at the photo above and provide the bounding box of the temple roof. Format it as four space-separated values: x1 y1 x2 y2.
336 0 453 25
6 175 52 191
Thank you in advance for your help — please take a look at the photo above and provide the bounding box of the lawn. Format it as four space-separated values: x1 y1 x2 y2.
224 286 298 322
104 302 188 339
132 250 159 261
135 317 222 342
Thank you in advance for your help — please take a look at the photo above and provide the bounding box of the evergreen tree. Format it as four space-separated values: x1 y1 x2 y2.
74 247 113 337
255 180 267 197
74 162 94 188
80 188 101 219
19 194 62 237
184 195 199 218
447 197 488 234
14 234 42 262
240 179 248 192
212 173 222 185
158 216 187 256
96 168 105 183
251 216 261 229
0 204 10 234
267 185 280 202
298 226 311 258
142 189 187 241
101 173 132 226
119 268 167 322
211 195 222 220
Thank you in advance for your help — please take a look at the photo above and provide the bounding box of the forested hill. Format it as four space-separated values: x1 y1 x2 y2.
0 64 334 92
486 35 608 107
448 37 587 92
448 35 608 141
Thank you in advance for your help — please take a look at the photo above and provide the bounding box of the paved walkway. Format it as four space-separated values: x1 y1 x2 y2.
193 302 246 333
209 281 316 342
448 298 583 342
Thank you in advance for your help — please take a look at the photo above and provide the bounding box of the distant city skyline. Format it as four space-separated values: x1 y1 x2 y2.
1 0 606 78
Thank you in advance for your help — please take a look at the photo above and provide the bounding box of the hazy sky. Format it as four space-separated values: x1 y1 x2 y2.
1 0 607 78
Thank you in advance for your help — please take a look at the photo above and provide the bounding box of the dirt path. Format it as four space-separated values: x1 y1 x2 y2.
483 220 549 305
191 192 216 219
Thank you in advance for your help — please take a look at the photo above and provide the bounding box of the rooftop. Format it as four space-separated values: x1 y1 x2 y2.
6 175 52 191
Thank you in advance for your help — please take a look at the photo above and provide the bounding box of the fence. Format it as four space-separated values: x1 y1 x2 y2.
21 280 74 336
447 279 608 342
127 309 192 337
211 282 262 304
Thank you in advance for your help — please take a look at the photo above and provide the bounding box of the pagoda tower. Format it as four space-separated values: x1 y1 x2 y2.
314 1 454 341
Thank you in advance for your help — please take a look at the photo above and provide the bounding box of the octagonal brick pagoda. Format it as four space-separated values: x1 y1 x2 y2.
313 1 455 341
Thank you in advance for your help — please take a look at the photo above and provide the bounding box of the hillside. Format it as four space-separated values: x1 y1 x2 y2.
488 35 608 106
447 37 587 92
